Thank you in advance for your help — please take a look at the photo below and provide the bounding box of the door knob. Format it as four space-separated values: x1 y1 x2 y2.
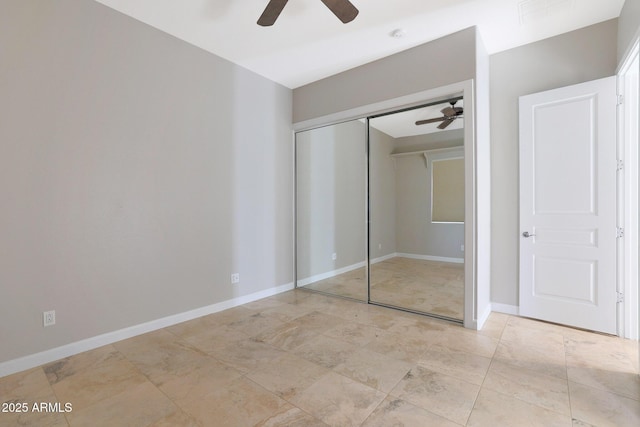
522 231 535 238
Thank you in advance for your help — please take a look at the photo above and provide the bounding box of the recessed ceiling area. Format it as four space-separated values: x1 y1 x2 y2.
369 99 464 138
94 0 624 88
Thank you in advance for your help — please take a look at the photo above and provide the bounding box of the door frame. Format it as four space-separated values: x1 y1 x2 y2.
617 38 640 340
293 79 487 330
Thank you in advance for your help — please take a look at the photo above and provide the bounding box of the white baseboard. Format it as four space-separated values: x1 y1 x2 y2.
370 253 398 264
396 253 464 264
297 261 366 287
0 282 294 378
298 252 462 288
491 303 520 316
477 304 493 330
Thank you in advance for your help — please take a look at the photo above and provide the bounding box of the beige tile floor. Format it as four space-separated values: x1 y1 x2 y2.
302 257 464 320
1 289 638 426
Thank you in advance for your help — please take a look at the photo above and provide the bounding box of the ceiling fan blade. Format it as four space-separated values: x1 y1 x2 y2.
257 0 289 26
320 0 359 23
438 119 455 129
441 106 456 117
415 117 446 126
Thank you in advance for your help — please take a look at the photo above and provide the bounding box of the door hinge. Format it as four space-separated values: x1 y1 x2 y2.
617 94 624 105
617 227 625 238
617 159 624 171
617 291 624 303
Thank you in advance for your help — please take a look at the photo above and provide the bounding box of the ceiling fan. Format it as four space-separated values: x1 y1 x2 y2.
258 0 359 27
415 100 464 130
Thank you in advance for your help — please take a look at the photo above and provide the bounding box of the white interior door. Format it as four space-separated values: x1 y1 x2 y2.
519 76 618 335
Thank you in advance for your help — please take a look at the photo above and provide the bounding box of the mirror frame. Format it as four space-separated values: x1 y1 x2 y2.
293 120 369 302
293 80 483 330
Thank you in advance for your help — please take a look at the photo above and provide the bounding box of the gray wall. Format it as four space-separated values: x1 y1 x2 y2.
489 19 618 306
0 0 293 363
393 149 465 260
374 130 465 260
296 119 465 279
293 28 477 123
619 0 640 63
296 120 366 279
369 127 398 260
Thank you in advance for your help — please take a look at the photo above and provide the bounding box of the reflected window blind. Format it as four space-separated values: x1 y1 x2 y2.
432 158 464 222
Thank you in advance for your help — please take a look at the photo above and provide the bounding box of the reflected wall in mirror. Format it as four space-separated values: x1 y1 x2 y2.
369 98 465 320
295 120 367 301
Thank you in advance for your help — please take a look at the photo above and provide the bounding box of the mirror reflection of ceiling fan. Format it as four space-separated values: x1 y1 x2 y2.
258 0 359 26
415 100 464 130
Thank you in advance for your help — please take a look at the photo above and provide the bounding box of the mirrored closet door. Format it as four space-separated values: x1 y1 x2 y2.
295 119 367 301
368 98 465 321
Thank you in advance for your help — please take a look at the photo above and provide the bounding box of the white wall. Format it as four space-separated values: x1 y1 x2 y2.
475 30 492 325
0 0 293 365
393 129 465 153
489 19 618 306
618 0 640 345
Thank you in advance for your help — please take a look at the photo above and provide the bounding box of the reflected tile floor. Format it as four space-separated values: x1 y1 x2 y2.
302 257 464 320
1 289 639 426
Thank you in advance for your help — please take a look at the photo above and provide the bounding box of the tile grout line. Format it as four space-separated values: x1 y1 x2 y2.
563 331 577 424
240 374 322 426
465 327 502 426
470 316 579 423
453 316 506 425
5 296 635 426
121 329 201 424
41 365 72 427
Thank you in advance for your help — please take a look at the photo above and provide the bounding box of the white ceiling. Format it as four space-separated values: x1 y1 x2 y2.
370 99 464 138
94 0 624 89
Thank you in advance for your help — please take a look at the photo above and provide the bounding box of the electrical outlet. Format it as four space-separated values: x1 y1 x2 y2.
460 244 465 252
231 273 240 284
43 310 55 327
332 253 337 261
378 243 382 250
